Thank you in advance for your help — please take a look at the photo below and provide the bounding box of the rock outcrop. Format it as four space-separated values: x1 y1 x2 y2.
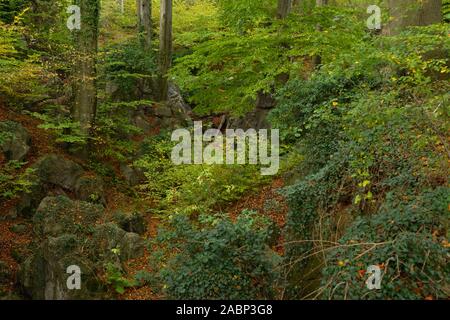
18 196 144 300
15 154 106 216
0 121 31 161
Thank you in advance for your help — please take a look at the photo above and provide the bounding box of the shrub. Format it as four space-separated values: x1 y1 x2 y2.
0 160 36 200
321 188 449 300
135 133 269 215
151 211 281 299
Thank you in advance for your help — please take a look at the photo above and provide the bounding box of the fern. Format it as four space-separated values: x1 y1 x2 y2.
444 0 450 22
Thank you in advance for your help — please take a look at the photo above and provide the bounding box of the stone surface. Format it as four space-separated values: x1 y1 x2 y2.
10 224 27 234
32 196 102 237
0 121 31 161
120 164 146 186
18 196 144 300
32 154 84 190
167 83 191 115
74 175 106 206
15 155 87 217
114 211 147 235
154 105 173 118
92 223 144 262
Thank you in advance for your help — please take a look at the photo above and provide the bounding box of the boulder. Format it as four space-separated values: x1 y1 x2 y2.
33 196 102 237
15 179 47 218
92 223 144 262
229 108 271 130
18 196 144 299
114 211 147 235
132 114 152 134
15 155 86 217
154 105 173 118
120 164 146 186
19 234 104 300
74 175 106 206
168 83 191 115
0 121 31 161
32 154 84 190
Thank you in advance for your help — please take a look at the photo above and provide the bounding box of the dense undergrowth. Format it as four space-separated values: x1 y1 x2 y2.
0 0 448 300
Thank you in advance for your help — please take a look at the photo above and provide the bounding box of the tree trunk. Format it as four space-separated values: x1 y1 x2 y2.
72 0 100 137
137 0 152 50
385 0 442 35
312 0 327 69
119 0 124 14
142 0 152 51
158 0 173 101
277 0 293 19
137 0 142 31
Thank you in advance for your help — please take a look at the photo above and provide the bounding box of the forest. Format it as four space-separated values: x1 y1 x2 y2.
0 0 448 301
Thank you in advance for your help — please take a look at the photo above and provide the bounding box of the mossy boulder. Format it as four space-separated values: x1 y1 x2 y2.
74 175 106 206
0 121 31 161
114 211 147 235
92 223 144 262
32 154 84 190
15 154 85 217
18 234 104 300
19 196 144 300
33 196 102 237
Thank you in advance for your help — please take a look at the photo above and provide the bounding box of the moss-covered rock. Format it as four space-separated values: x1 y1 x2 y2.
32 154 84 190
114 211 147 235
15 154 88 217
74 175 106 206
0 121 31 161
19 196 144 300
33 196 102 237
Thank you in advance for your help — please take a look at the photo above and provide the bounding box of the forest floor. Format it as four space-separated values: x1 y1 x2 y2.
119 178 288 300
0 104 289 299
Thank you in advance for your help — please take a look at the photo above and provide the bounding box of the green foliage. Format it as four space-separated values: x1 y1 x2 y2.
216 0 275 32
0 160 36 200
99 40 157 97
171 0 220 48
443 0 450 22
172 7 367 116
135 133 269 215
322 188 450 300
0 0 29 24
0 22 49 107
271 23 449 299
105 262 136 294
151 210 281 299
31 110 88 145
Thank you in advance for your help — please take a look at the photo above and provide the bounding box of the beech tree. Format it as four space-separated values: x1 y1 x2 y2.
277 0 293 19
385 0 442 35
72 0 100 137
137 0 152 50
312 0 327 69
158 0 173 101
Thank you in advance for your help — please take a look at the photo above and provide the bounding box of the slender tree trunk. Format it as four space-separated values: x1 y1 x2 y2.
73 0 100 137
119 0 124 14
316 0 328 6
158 0 173 101
312 0 327 69
141 0 152 51
277 0 293 19
137 0 142 31
385 0 442 35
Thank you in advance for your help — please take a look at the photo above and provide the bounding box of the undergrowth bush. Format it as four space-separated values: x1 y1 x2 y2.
150 210 281 299
135 133 269 215
271 23 449 299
